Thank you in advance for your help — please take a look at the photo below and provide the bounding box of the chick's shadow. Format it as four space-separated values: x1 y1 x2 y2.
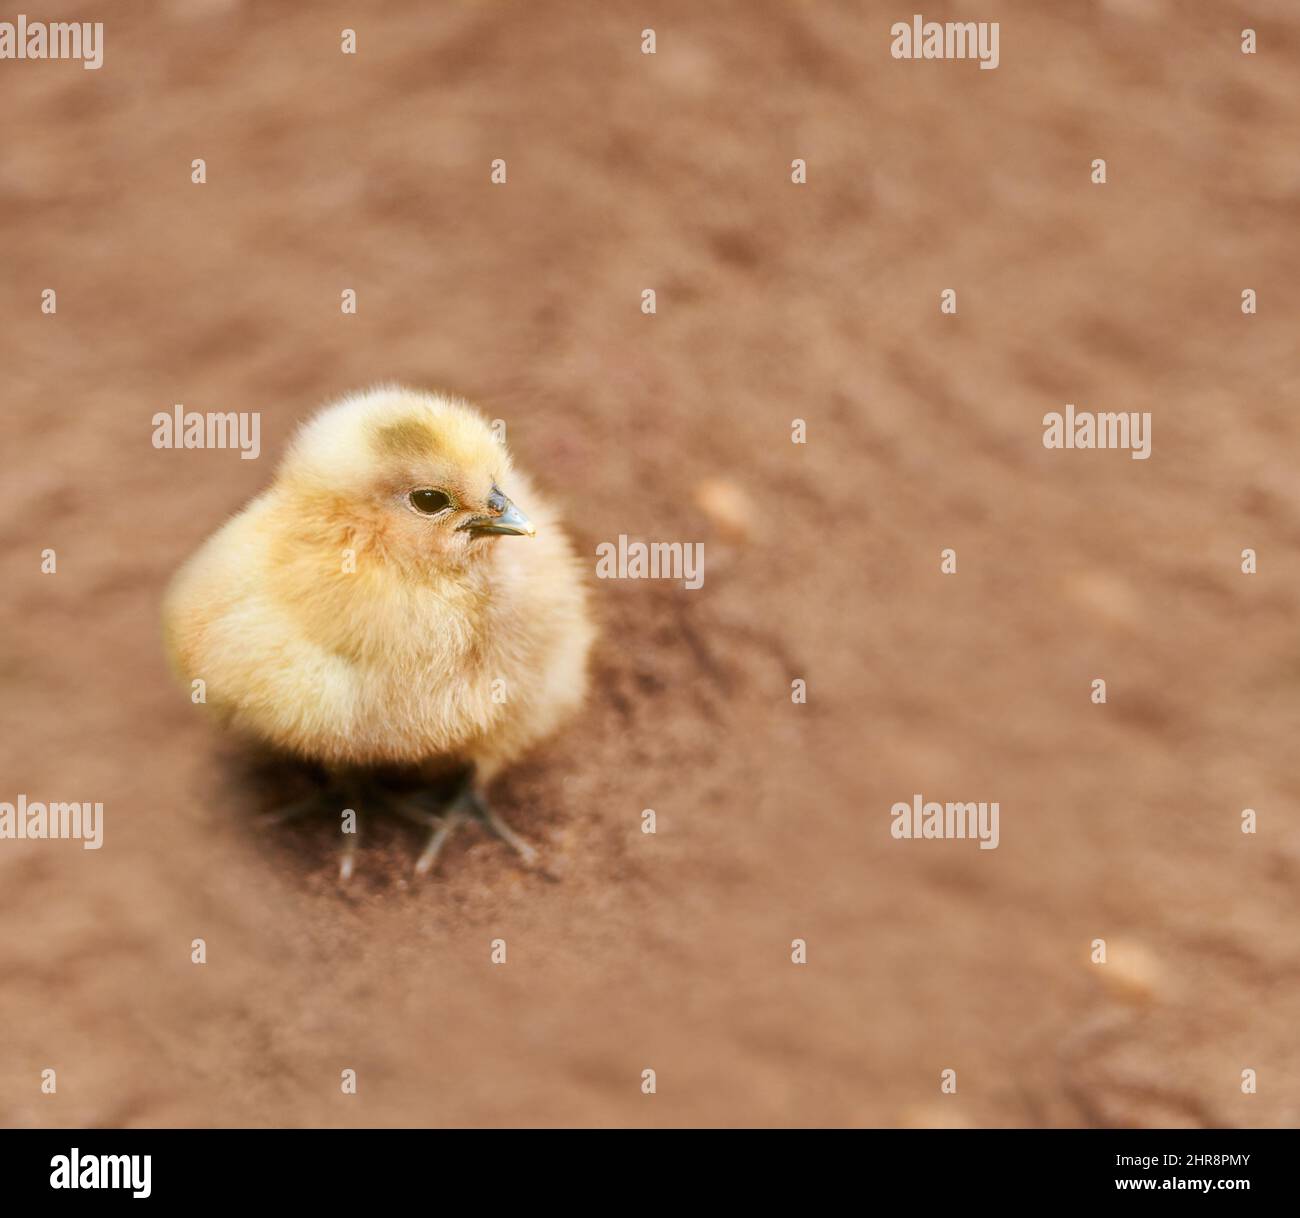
216 745 479 886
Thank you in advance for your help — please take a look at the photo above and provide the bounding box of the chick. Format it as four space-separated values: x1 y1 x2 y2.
163 386 594 877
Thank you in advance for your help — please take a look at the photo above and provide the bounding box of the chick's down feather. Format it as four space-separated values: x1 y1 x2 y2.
163 387 594 781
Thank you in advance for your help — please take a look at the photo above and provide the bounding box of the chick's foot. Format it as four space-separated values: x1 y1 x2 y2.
407 782 539 876
255 782 364 882
253 773 539 882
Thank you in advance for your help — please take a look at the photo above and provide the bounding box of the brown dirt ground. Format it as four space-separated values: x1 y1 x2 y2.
2 0 1299 1128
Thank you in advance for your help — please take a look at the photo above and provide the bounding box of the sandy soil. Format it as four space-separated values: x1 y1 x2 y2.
2 0 1299 1127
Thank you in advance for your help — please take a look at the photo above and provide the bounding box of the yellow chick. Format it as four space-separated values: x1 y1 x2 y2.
163 386 594 877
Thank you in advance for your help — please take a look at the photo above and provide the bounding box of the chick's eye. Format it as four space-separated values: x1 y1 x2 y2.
409 488 452 515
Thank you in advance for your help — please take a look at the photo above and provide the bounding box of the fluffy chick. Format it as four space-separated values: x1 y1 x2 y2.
163 386 594 875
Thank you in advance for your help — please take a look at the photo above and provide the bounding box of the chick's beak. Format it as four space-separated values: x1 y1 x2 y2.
458 485 536 537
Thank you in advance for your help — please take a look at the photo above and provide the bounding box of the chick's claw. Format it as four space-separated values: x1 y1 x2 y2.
413 806 469 876
413 786 538 877
338 825 359 883
470 793 540 868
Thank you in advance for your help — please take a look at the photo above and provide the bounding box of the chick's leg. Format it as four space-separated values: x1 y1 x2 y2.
413 769 538 876
256 776 363 883
255 792 331 827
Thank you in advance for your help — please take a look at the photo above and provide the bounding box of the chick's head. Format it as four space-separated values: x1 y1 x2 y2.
276 387 535 576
